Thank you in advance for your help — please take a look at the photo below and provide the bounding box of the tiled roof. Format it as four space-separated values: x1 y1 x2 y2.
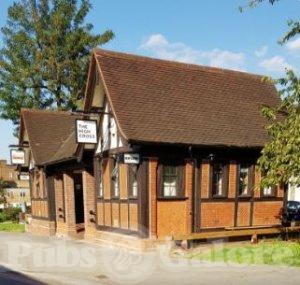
93 49 281 148
20 109 80 165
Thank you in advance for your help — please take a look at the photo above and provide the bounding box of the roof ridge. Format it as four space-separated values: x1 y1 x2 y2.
94 48 266 81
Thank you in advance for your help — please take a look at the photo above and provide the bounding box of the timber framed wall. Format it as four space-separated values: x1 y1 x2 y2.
94 155 148 237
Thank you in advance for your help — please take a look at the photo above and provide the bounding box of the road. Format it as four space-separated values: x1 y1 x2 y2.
0 232 299 285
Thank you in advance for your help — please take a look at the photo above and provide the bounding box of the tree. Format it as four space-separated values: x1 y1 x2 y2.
241 0 300 188
0 0 114 129
0 179 16 207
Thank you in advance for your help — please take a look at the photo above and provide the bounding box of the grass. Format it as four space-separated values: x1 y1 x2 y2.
0 221 25 233
187 240 300 267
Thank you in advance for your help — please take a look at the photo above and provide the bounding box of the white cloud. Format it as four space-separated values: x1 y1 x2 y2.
255 45 268 57
139 34 246 71
139 34 200 64
286 37 300 52
259 56 294 72
200 49 245 71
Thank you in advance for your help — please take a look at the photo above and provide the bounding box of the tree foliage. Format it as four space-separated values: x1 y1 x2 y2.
242 0 300 188
0 0 114 127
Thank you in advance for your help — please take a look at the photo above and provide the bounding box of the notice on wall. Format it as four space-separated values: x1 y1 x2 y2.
19 173 30 181
11 149 25 165
76 119 98 144
124 153 140 164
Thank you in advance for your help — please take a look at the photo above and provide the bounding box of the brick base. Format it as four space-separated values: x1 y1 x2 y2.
93 230 158 251
26 217 56 236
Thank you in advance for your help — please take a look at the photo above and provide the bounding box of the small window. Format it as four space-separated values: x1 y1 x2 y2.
211 163 228 197
111 160 119 198
128 165 138 198
163 166 179 197
262 186 276 197
238 164 252 196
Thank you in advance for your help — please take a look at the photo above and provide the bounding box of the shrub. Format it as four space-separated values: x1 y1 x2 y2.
0 207 22 222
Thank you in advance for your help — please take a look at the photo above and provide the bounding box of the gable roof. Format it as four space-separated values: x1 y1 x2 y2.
87 49 281 148
20 109 80 166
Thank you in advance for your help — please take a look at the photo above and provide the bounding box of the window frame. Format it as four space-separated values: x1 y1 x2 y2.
128 164 138 199
110 158 120 199
157 160 185 199
98 159 104 198
261 186 277 197
237 164 254 197
210 162 229 198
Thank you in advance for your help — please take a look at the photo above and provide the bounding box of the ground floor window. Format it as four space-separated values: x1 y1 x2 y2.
211 163 228 197
158 162 184 198
262 186 276 197
128 164 138 198
238 164 253 196
111 159 119 198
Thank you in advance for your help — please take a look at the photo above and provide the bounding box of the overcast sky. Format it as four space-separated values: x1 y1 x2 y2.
0 0 299 162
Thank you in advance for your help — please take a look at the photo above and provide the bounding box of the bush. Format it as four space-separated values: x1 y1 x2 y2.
0 207 22 222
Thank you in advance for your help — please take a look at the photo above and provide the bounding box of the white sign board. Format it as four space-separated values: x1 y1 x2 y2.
124 153 140 164
76 119 97 144
19 173 30 181
11 149 25 165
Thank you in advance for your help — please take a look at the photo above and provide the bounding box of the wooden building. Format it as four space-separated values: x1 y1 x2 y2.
20 49 287 249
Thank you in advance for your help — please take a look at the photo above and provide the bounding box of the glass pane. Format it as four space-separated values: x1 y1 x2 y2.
239 166 249 195
163 166 178 197
263 187 273 196
213 163 223 196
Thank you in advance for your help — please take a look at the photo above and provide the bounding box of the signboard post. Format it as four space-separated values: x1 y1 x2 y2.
75 119 98 144
10 149 25 165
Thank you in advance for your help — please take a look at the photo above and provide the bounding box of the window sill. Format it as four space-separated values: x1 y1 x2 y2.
238 194 252 199
262 195 276 198
157 196 188 201
212 195 227 199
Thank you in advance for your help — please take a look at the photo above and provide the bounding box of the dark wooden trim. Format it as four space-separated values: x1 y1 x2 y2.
234 162 239 227
200 198 236 203
193 159 200 232
253 197 283 202
138 159 149 238
97 198 138 204
157 197 189 201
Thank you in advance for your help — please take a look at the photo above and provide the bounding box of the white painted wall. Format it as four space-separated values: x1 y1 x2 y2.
96 101 123 154
288 184 300 202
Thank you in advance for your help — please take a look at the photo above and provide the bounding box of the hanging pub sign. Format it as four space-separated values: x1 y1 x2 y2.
124 153 140 164
75 119 98 144
11 149 25 165
19 172 30 181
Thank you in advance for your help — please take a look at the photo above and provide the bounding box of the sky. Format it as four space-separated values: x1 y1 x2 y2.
0 0 299 161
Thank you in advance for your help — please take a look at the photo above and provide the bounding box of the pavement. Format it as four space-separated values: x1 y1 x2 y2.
0 232 299 285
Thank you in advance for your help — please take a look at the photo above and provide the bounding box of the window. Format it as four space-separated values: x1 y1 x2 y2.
211 163 228 197
160 164 184 197
238 164 252 196
111 159 119 198
262 186 276 197
128 165 138 198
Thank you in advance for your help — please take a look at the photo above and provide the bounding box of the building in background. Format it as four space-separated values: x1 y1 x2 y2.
0 159 30 211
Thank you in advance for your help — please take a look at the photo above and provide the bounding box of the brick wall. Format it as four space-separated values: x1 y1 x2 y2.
82 170 96 239
63 172 77 237
201 202 235 228
253 201 282 226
